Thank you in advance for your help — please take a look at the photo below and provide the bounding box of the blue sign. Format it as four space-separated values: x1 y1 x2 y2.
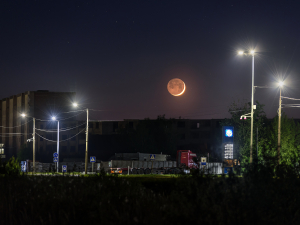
223 126 234 141
53 152 58 158
21 161 27 172
222 126 234 160
224 167 232 174
225 129 233 137
150 154 155 160
62 165 67 172
201 162 206 166
53 157 58 162
90 156 96 163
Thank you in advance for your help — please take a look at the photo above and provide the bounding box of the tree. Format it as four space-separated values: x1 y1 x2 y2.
5 156 21 176
221 100 268 167
262 113 300 167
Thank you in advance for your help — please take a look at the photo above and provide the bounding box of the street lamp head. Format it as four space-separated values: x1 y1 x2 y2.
238 51 244 55
21 113 26 117
250 50 255 55
278 81 284 87
52 116 56 121
72 102 78 107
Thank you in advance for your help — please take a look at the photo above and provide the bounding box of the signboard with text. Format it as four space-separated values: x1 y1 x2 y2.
222 126 234 161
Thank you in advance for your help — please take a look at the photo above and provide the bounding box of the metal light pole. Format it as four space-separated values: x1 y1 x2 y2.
33 117 36 173
85 108 89 174
52 117 59 172
72 103 89 174
238 50 255 164
57 121 59 172
21 114 36 173
278 82 283 165
250 53 254 164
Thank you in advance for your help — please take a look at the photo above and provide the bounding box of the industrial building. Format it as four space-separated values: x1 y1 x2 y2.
0 90 224 162
0 90 76 159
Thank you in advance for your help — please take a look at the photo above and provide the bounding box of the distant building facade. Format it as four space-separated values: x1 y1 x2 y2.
117 119 224 160
0 90 76 159
0 90 225 162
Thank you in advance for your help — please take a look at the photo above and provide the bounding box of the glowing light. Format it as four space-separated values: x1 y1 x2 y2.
52 116 56 121
278 81 284 87
225 129 233 137
250 50 255 54
238 51 244 55
21 113 26 117
73 103 78 107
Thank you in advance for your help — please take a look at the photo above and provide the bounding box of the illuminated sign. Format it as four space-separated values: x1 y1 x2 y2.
224 143 233 159
222 126 234 161
225 129 233 137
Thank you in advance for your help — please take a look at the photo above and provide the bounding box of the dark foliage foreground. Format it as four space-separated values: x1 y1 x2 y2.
0 168 300 225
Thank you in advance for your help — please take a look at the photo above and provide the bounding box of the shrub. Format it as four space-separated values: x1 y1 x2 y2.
5 156 21 176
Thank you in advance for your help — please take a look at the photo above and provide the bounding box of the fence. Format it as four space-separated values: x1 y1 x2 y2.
26 161 100 173
199 162 223 175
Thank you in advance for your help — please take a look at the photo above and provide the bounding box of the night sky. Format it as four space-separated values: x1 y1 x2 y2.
1 1 300 121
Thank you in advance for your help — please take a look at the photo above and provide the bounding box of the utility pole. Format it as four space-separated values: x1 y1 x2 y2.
85 109 89 174
33 117 35 173
278 88 282 165
250 53 254 164
57 121 60 172
238 50 255 164
256 126 258 160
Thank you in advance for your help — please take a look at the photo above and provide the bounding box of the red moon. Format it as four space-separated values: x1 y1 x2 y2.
167 78 186 96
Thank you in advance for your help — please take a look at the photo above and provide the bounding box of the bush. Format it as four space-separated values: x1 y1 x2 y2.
5 156 21 176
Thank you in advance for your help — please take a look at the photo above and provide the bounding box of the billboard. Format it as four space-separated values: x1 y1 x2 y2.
222 126 234 161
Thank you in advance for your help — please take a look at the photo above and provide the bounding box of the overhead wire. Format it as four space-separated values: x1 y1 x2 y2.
35 128 86 143
281 96 300 101
35 122 87 132
0 133 25 137
0 119 33 129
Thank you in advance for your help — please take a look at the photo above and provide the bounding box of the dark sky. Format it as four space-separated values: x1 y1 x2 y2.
1 0 300 121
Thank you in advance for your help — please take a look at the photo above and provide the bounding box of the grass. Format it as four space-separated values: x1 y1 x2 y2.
1 172 300 225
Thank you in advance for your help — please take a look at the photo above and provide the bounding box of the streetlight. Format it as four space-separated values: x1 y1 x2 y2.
278 81 284 165
21 113 36 173
238 50 255 164
73 103 89 174
52 116 60 172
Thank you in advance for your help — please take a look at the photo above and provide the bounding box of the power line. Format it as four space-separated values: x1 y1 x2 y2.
0 119 33 129
35 128 86 143
0 133 25 137
35 122 86 132
281 96 300 101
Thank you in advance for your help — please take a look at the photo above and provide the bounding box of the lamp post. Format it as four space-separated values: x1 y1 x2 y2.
72 103 89 174
278 81 284 165
85 108 89 174
21 113 36 173
52 116 59 172
238 50 255 164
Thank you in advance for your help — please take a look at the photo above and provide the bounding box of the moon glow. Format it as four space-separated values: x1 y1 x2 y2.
167 78 186 96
